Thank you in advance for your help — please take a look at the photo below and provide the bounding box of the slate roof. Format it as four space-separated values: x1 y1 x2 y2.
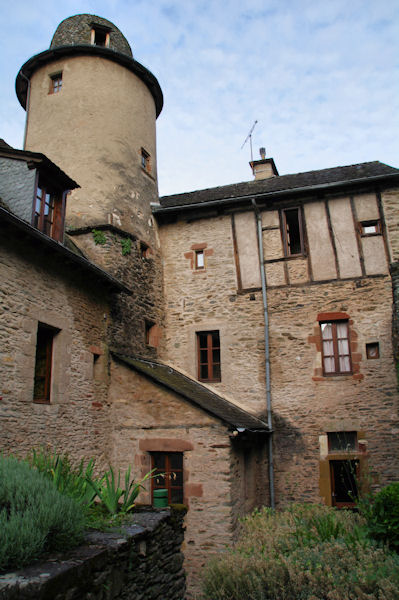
158 161 399 210
112 353 270 432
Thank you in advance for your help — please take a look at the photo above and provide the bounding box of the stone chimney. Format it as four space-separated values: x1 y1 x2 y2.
250 147 279 180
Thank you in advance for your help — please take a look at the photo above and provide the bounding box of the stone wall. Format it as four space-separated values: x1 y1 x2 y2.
0 158 36 222
0 508 186 600
68 228 164 358
108 358 243 596
0 226 113 469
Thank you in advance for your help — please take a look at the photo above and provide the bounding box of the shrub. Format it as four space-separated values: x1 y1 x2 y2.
366 482 399 550
0 455 85 571
202 504 399 600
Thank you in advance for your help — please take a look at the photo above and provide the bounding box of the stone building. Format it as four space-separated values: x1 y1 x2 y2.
1 13 399 595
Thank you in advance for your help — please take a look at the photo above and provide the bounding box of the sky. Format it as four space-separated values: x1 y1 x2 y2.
0 0 398 196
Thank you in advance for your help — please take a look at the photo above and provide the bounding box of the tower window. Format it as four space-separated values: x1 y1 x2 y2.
141 148 151 173
195 250 204 269
282 207 304 256
91 25 110 47
49 73 62 94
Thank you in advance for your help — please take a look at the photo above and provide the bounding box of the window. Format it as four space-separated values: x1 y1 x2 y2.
145 320 156 345
151 452 183 504
328 431 357 452
33 324 57 403
282 207 304 256
197 331 221 382
195 250 204 269
141 148 151 173
140 242 151 259
366 342 380 359
32 179 64 241
330 459 359 508
91 25 110 47
360 220 381 236
49 73 62 94
320 321 351 375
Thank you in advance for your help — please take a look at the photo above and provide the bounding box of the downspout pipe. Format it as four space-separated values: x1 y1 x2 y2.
19 70 31 150
252 198 275 509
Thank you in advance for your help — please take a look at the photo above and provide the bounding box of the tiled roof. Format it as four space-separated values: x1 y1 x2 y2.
112 353 270 432
159 161 399 209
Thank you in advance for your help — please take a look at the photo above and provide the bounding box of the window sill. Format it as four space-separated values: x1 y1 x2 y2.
141 167 156 182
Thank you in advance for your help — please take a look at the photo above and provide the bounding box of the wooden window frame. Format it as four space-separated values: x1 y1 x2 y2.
320 320 352 376
281 207 305 256
49 72 62 94
90 25 110 47
33 324 57 404
151 452 183 504
32 177 65 241
359 220 381 237
140 148 151 173
197 330 221 382
329 459 359 508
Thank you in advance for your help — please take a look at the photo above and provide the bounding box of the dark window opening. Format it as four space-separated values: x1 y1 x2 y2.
151 452 183 504
49 73 62 94
91 26 110 47
195 250 204 269
328 431 357 452
282 207 304 255
140 242 151 259
145 320 156 346
197 330 221 382
33 324 57 403
320 320 352 375
366 342 380 359
330 459 359 508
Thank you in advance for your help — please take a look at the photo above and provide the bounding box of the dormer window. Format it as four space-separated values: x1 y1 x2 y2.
91 25 110 47
32 178 65 242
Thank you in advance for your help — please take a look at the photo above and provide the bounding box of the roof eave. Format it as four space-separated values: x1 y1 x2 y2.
155 172 399 216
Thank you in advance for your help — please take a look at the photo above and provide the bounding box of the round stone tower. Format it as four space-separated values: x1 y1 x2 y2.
16 14 165 358
16 14 163 240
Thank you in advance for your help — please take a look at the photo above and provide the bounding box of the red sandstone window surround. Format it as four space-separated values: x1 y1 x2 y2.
320 320 352 375
151 452 183 504
197 330 221 382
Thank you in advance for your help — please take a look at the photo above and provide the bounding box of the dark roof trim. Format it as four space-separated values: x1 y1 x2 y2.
0 147 79 190
112 352 270 432
154 172 399 216
16 45 163 117
0 205 131 294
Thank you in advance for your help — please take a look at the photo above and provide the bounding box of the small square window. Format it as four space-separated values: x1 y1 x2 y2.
141 148 151 173
49 73 62 94
195 250 205 269
360 220 381 236
366 342 380 359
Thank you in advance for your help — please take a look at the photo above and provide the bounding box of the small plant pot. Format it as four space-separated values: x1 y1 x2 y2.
153 489 168 508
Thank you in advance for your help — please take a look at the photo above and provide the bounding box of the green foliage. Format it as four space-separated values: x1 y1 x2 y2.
28 448 99 509
202 504 399 600
87 464 156 516
121 237 132 256
366 482 399 550
92 229 107 245
0 455 85 571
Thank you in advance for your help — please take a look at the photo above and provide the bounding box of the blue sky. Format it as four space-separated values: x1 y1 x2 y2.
1 0 398 195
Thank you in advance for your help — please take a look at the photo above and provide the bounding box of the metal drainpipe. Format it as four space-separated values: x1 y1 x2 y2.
19 70 31 150
252 198 275 509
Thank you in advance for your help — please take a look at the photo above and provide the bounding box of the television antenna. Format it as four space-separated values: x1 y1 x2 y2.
241 120 258 162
